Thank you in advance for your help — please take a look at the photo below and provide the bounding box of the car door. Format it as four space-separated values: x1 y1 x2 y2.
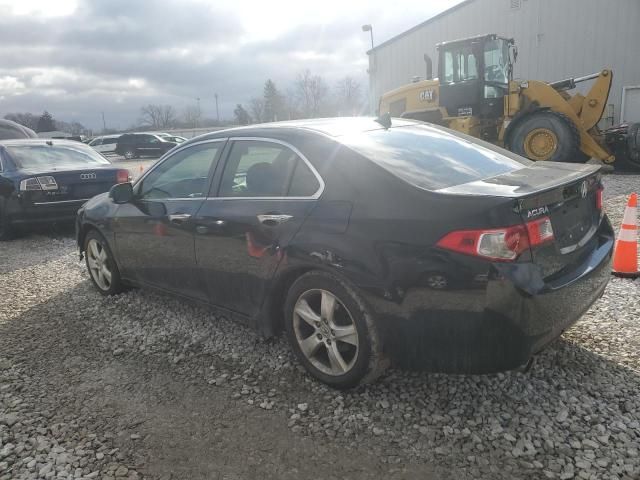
113 139 225 298
100 137 118 155
146 135 165 157
194 138 323 317
89 137 103 152
133 134 158 157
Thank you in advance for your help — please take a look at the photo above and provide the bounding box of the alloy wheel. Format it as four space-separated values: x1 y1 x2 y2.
124 149 135 160
86 238 113 291
292 289 359 376
426 274 448 289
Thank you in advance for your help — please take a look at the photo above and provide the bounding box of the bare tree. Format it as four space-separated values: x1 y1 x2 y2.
249 97 265 124
139 104 177 129
183 104 202 128
334 77 363 116
294 70 328 118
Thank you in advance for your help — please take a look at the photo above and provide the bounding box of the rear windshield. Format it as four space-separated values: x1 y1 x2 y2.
7 144 111 169
340 125 530 190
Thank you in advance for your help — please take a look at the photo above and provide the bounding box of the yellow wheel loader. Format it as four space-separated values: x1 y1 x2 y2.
378 33 632 166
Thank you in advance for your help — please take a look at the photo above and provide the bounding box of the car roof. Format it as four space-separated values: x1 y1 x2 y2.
0 138 89 147
196 117 420 141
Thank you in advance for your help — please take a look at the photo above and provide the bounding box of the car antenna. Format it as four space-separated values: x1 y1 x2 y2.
375 112 392 129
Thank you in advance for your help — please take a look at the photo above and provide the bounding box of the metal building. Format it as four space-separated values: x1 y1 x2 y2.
367 0 640 125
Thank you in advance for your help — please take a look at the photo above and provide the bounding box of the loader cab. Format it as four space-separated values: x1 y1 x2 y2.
437 34 514 119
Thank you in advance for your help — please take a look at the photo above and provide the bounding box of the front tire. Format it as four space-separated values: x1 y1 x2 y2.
509 111 581 163
123 149 135 160
284 271 388 389
84 230 125 296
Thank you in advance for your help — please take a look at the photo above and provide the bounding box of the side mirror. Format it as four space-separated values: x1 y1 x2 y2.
0 176 15 196
109 182 133 204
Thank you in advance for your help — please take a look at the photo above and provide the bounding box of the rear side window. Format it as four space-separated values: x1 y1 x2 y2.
340 125 530 191
219 140 320 198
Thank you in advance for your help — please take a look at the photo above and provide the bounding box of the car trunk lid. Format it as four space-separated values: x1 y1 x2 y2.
437 162 603 277
22 167 121 203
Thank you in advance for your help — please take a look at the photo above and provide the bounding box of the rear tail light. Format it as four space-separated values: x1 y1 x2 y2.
116 169 130 183
526 216 555 245
595 185 604 211
436 216 555 261
19 176 58 191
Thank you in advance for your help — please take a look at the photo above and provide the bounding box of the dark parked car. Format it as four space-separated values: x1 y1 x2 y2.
0 139 129 240
76 117 613 388
115 133 177 159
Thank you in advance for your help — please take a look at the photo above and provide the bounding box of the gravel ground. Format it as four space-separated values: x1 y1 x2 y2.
0 173 639 480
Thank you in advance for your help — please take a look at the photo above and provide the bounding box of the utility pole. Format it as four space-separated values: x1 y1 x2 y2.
101 112 106 133
214 93 219 123
196 97 201 128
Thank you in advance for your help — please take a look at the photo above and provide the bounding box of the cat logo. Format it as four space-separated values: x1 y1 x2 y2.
419 89 435 102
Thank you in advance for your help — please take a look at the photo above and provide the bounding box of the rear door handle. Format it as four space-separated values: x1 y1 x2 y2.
168 213 192 224
257 214 293 226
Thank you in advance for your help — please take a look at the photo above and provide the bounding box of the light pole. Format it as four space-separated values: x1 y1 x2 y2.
362 24 375 114
196 97 201 128
214 93 219 123
361 24 373 50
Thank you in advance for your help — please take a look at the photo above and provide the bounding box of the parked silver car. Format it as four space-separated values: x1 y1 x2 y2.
88 135 121 156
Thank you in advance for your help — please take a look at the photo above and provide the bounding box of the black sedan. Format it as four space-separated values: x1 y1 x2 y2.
0 139 130 240
76 117 613 388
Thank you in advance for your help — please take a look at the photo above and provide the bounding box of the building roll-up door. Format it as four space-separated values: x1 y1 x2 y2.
622 86 640 123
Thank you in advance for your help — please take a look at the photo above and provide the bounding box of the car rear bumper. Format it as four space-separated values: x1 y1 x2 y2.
368 219 614 374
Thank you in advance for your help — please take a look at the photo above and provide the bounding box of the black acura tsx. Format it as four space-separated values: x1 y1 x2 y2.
76 117 613 388
0 139 130 240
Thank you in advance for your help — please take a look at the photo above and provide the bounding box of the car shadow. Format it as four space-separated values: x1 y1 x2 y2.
0 224 76 274
1 277 638 479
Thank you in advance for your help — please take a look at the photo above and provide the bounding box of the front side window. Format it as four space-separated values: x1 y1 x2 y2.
484 39 509 84
138 142 221 199
219 140 319 198
89 138 102 146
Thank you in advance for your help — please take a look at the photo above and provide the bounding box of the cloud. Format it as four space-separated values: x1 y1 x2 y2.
0 0 462 129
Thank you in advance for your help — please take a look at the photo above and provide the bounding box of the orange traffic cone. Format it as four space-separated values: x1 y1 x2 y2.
612 193 638 278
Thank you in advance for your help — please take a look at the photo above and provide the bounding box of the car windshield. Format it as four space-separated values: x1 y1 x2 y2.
7 144 111 169
341 124 531 190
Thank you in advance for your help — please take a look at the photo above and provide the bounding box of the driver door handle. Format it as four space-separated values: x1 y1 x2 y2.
257 214 293 226
168 213 192 224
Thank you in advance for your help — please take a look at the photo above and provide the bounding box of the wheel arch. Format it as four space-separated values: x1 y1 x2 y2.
78 222 124 274
260 262 369 337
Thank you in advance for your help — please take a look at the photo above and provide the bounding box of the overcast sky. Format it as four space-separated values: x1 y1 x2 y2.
0 0 460 130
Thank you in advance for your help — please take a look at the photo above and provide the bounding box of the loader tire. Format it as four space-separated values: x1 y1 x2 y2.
508 111 581 163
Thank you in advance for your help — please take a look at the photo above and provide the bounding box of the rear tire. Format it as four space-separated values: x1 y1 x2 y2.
284 271 388 389
123 149 135 160
509 111 581 163
84 230 126 296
